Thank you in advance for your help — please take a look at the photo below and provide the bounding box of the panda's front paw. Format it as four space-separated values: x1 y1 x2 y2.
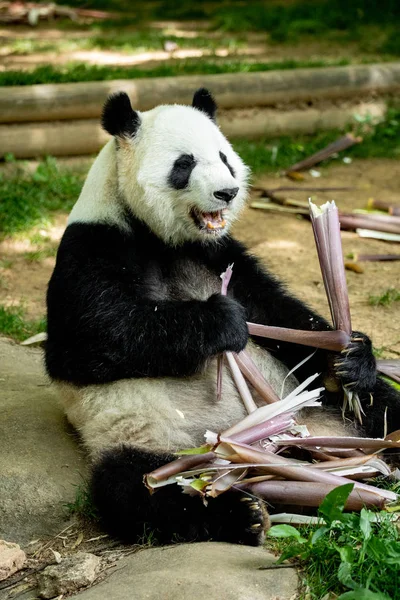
208 492 270 546
205 294 249 355
334 331 376 395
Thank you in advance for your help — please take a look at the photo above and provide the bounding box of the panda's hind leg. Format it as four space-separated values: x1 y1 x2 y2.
91 445 269 545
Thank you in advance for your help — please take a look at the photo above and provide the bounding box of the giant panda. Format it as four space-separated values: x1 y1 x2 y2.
46 88 400 547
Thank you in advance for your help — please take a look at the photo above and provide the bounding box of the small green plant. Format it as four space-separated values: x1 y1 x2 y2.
64 481 99 522
268 484 400 599
0 305 46 342
368 288 400 307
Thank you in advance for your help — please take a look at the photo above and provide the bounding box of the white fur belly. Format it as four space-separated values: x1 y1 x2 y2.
55 342 298 457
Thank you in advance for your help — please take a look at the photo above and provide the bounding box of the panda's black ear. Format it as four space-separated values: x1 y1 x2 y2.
101 92 141 138
192 88 217 122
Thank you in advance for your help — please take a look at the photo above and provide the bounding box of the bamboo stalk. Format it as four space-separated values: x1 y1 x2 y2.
223 441 396 502
285 134 362 173
226 352 258 414
351 253 400 262
367 198 400 216
339 214 400 235
145 452 215 484
234 351 280 404
244 480 386 510
247 322 350 351
273 436 400 450
377 359 400 385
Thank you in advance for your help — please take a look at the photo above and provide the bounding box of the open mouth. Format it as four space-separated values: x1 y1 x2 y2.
190 208 227 233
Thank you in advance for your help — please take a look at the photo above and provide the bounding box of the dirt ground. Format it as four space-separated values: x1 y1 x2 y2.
0 157 399 357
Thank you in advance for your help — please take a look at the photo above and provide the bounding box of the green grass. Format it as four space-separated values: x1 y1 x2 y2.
0 57 352 87
369 288 400 307
0 156 84 238
267 484 400 599
64 481 99 522
0 305 46 342
233 107 400 174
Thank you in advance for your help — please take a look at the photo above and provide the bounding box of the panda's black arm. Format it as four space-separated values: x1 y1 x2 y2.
46 262 248 386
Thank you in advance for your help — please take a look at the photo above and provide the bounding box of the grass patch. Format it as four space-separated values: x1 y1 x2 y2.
64 481 99 522
233 107 400 174
0 57 351 87
369 288 400 307
0 156 84 238
267 484 400 599
0 305 46 342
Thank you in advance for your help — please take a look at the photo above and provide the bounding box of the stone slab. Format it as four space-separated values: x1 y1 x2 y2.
0 337 86 544
77 542 298 600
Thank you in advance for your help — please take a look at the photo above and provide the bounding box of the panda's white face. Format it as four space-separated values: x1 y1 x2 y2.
116 103 249 246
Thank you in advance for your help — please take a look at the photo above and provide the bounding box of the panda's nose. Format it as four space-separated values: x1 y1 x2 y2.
213 187 239 203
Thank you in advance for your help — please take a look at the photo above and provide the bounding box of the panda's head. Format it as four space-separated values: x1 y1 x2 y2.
102 89 249 246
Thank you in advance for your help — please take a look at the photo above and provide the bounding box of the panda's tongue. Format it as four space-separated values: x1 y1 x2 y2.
200 210 226 230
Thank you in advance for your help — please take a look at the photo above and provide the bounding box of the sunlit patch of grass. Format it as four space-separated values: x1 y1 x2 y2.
0 57 351 87
0 156 84 238
0 305 46 342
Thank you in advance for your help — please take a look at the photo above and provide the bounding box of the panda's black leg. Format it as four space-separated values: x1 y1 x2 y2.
91 445 269 546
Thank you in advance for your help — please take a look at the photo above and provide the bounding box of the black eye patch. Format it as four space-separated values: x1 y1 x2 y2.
219 151 235 178
168 154 196 190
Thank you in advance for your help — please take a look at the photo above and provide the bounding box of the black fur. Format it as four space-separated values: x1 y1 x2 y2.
102 92 141 138
46 215 400 543
91 446 268 545
219 151 236 178
46 216 400 437
168 153 197 190
192 88 217 122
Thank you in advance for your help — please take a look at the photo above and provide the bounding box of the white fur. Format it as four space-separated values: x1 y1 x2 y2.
56 342 298 458
69 104 249 246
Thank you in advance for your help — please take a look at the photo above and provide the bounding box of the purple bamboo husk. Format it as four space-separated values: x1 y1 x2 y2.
221 439 396 502
327 204 352 333
273 435 400 450
234 350 280 404
226 351 257 414
310 204 336 323
357 254 400 262
230 414 295 445
145 451 216 485
247 323 350 351
217 264 234 401
242 480 386 510
377 359 400 385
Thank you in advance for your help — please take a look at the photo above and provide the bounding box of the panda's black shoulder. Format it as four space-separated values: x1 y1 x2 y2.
57 222 132 260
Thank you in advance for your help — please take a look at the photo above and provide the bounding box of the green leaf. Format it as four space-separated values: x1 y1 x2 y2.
338 545 356 565
319 483 355 525
311 525 329 545
175 445 212 455
338 590 392 599
367 537 400 565
338 561 359 590
268 524 306 541
359 508 373 541
277 543 309 564
189 479 208 491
